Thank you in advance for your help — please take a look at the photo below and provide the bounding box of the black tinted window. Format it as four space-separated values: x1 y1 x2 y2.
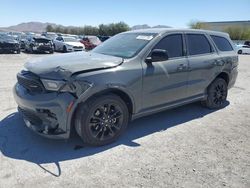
187 34 213 55
211 35 233 51
153 34 183 58
56 37 63 41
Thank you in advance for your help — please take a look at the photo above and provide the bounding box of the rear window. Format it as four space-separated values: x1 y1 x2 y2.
211 35 233 51
186 34 213 55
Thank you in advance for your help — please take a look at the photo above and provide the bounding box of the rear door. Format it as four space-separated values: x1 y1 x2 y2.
142 33 189 109
185 33 220 97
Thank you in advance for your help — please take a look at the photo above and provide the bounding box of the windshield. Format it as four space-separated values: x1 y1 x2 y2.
64 37 78 42
92 33 156 58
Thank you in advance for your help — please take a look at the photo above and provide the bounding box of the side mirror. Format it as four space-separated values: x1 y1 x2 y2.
145 49 169 63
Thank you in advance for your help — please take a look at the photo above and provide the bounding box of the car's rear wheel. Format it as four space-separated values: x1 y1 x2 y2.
75 94 129 146
238 50 242 54
202 78 228 109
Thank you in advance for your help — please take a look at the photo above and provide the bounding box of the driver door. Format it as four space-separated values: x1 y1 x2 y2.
142 33 189 110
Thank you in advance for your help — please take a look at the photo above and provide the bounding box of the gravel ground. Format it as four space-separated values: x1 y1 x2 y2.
0 53 249 188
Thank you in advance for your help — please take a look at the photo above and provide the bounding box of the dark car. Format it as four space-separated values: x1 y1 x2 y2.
80 35 101 50
25 36 54 54
14 29 238 146
98 35 110 42
244 41 250 46
0 34 20 54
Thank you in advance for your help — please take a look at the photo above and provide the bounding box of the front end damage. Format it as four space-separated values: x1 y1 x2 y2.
13 70 91 139
13 52 124 139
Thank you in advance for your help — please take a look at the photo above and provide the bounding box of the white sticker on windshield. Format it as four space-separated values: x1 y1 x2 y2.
136 35 153 41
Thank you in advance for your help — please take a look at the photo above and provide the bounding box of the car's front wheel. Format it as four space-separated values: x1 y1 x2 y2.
202 78 228 109
63 45 67 53
75 94 129 146
238 50 242 54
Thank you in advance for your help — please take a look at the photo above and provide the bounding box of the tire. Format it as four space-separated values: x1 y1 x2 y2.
50 49 54 54
238 50 242 54
74 94 129 146
202 78 228 109
63 45 67 53
16 49 20 54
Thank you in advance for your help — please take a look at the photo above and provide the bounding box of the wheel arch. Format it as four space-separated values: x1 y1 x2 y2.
69 88 135 134
216 72 229 85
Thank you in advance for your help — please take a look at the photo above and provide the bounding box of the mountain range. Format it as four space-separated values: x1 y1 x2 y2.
0 22 171 33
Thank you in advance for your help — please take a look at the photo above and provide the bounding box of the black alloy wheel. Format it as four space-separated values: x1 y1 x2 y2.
75 94 129 146
202 78 228 109
89 103 123 141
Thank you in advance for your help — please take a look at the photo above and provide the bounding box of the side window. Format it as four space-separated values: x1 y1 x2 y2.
211 35 233 51
186 34 213 55
153 34 183 58
56 37 63 41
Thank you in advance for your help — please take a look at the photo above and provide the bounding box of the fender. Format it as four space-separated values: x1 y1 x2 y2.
65 83 136 134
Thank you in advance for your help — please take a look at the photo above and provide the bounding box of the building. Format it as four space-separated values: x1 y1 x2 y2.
201 21 250 31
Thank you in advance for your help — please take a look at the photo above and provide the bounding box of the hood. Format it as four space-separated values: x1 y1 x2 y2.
65 42 84 47
25 51 123 79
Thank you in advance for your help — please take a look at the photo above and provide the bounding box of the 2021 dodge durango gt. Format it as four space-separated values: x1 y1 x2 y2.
13 29 238 146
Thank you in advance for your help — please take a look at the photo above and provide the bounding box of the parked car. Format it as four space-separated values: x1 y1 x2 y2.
0 34 20 54
13 29 238 146
236 44 250 54
25 36 54 54
54 36 85 52
244 41 250 46
80 35 101 50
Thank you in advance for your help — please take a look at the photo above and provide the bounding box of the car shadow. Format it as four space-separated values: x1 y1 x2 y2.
0 101 229 176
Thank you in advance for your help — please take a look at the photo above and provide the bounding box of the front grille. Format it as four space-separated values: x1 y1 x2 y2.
17 71 45 93
18 107 42 125
73 46 83 49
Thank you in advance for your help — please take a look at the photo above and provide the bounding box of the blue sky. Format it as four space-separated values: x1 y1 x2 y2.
0 0 249 27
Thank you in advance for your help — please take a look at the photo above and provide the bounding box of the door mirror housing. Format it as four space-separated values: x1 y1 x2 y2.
146 49 169 63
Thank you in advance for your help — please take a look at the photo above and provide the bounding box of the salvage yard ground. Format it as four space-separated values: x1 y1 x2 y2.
0 53 249 188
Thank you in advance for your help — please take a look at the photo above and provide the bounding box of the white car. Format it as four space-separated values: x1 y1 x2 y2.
54 36 85 52
236 44 250 54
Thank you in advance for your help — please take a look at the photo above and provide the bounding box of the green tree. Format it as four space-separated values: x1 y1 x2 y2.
46 21 130 36
189 21 209 29
224 26 250 40
46 25 54 32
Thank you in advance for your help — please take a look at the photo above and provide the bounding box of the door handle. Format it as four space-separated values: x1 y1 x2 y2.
177 64 187 71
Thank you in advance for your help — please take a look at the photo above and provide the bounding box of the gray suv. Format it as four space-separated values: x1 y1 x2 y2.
13 29 238 146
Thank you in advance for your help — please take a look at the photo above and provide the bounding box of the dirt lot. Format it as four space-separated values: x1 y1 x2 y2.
0 53 249 188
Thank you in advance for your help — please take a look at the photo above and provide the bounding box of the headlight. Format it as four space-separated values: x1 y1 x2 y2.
41 79 66 91
41 79 92 94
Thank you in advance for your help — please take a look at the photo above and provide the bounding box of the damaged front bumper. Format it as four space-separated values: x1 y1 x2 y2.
13 83 76 139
